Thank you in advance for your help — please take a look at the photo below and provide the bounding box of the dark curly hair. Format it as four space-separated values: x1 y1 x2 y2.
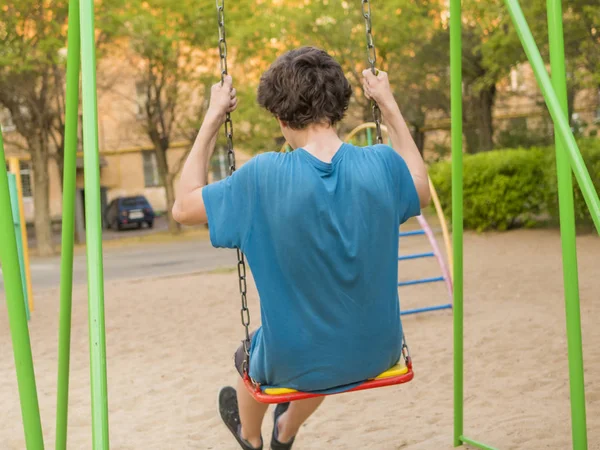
257 47 352 129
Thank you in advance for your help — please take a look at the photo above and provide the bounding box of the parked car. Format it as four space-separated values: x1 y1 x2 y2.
105 196 155 230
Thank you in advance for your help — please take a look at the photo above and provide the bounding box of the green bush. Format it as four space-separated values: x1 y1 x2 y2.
495 116 554 150
543 138 600 227
429 139 600 231
429 148 547 231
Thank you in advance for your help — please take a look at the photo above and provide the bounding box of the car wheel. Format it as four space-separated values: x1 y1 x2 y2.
147 220 154 229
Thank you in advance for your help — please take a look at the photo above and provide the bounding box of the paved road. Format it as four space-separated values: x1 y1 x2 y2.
27 216 172 248
0 240 236 292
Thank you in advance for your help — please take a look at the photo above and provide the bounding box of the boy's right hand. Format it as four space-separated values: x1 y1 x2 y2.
361 69 398 114
207 75 238 123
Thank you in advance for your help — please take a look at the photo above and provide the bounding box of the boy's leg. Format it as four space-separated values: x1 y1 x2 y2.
237 376 269 447
276 397 325 444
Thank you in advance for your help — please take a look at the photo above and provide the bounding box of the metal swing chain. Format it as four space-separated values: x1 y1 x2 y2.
362 0 411 369
361 0 383 145
216 0 252 372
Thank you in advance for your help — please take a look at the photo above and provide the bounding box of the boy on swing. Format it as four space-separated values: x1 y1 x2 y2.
173 47 429 450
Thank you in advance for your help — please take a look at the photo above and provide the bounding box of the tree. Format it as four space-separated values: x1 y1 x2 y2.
522 0 600 121
567 1 600 92
229 0 451 153
0 0 120 255
112 0 216 233
458 0 525 153
0 1 71 255
380 3 451 152
460 0 600 152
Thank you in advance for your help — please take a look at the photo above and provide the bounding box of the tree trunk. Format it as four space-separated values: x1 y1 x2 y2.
464 126 480 154
163 172 179 233
30 138 54 256
476 85 496 152
55 151 65 190
413 127 426 156
463 84 496 153
154 143 181 234
463 105 479 154
165 172 179 230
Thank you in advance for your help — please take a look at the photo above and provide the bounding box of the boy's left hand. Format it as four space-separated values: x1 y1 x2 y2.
207 75 238 121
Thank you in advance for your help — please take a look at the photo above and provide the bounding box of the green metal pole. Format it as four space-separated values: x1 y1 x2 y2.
0 131 45 449
505 0 600 234
366 127 373 146
8 173 31 321
460 436 499 450
79 0 110 448
547 1 588 448
55 0 81 447
450 0 464 446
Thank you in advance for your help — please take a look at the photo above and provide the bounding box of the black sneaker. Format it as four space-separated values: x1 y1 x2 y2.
218 386 263 450
271 402 295 450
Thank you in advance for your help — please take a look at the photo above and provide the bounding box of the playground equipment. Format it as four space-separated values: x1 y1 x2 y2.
2 0 108 447
0 128 43 449
7 172 31 320
1 0 600 448
220 0 415 405
7 158 34 314
398 214 453 315
451 1 600 449
345 122 454 315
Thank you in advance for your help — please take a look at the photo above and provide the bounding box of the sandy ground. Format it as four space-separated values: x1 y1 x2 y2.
1 229 599 449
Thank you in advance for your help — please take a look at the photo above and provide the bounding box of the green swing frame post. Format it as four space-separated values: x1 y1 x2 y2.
7 172 31 321
57 0 111 447
452 0 599 449
78 0 111 446
2 0 110 448
55 0 83 447
0 130 45 450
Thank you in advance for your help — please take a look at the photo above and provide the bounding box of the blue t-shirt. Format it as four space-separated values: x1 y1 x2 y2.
203 143 420 392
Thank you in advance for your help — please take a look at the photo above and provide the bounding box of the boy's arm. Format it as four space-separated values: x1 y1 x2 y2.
362 70 431 207
172 76 238 225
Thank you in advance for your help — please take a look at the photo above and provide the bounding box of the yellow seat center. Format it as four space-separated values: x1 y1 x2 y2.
263 363 409 395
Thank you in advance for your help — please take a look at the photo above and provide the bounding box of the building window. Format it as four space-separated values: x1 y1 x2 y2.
142 151 161 187
1 108 16 133
19 161 33 197
510 67 525 92
136 82 147 119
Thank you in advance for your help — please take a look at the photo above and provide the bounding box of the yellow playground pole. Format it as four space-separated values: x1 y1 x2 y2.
428 177 453 279
8 157 34 313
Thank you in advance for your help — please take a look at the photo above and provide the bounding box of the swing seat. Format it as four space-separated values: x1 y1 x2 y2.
243 360 414 404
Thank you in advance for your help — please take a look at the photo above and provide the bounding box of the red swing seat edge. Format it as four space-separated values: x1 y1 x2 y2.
243 364 414 405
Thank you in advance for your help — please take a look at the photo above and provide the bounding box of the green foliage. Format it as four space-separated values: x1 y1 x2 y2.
225 0 451 152
430 139 600 231
543 138 600 227
430 148 548 231
427 142 451 164
495 116 554 149
0 1 69 137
